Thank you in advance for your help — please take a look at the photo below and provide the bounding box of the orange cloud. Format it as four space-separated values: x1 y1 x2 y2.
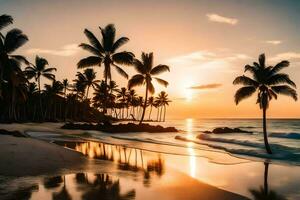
189 83 222 90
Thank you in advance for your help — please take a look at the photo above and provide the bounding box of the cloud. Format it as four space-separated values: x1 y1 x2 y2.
189 83 222 90
26 44 79 57
270 52 300 61
167 50 250 67
206 13 238 25
265 40 282 45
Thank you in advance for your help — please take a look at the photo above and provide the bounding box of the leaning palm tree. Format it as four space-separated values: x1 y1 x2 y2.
128 52 170 124
77 24 134 112
233 53 297 154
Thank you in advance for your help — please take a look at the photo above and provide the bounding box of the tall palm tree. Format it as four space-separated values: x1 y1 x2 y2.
25 56 56 119
128 52 170 124
233 54 297 154
77 24 134 112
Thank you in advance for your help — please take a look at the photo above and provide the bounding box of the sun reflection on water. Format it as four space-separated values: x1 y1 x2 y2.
186 118 197 178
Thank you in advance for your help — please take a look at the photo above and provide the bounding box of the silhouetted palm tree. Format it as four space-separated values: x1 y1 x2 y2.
128 52 170 124
78 68 100 98
155 91 171 122
62 79 70 98
77 24 134 113
25 56 56 92
233 54 297 154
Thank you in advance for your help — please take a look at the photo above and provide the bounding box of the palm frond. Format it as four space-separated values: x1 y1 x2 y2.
111 37 129 53
83 29 104 53
100 24 116 51
128 74 144 89
0 14 13 30
266 73 296 88
154 77 168 87
77 56 102 68
79 43 100 56
270 60 289 75
234 86 256 104
150 64 170 75
4 29 28 53
43 73 56 81
113 64 128 79
112 51 134 65
132 59 146 74
233 75 259 87
10 55 29 65
43 67 57 73
148 82 155 94
271 85 297 100
258 53 265 68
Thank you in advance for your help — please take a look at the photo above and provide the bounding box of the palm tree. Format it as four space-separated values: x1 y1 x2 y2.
128 52 170 124
62 79 70 98
233 53 297 154
155 91 171 122
77 24 134 112
117 87 128 119
78 68 100 98
25 56 56 93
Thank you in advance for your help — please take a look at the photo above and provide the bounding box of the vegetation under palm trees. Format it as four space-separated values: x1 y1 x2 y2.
233 53 297 154
128 52 170 124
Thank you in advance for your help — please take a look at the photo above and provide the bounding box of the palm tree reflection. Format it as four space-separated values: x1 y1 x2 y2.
74 173 135 200
249 162 287 200
56 141 165 185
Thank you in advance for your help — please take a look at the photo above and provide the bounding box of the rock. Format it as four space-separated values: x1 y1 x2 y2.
0 129 25 137
61 123 178 133
203 127 252 134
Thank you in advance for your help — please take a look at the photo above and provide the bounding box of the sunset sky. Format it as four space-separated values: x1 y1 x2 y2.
1 0 300 118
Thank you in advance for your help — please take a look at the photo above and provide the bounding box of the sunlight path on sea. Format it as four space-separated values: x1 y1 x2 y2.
186 118 197 178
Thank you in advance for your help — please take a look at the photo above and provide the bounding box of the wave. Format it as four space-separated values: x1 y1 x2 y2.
269 132 300 139
176 135 300 165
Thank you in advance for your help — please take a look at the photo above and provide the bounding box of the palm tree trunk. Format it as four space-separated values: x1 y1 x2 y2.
86 85 90 99
148 105 152 120
139 84 148 125
159 106 163 122
263 107 272 154
163 105 166 122
37 77 42 121
156 107 159 121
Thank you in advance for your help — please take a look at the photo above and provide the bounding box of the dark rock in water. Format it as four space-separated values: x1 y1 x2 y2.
61 122 178 133
203 127 252 134
0 129 25 137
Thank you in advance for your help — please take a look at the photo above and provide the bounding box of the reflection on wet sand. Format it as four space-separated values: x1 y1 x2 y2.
55 141 165 186
249 162 287 200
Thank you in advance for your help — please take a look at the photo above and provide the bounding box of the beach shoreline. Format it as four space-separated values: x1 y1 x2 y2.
0 125 250 200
